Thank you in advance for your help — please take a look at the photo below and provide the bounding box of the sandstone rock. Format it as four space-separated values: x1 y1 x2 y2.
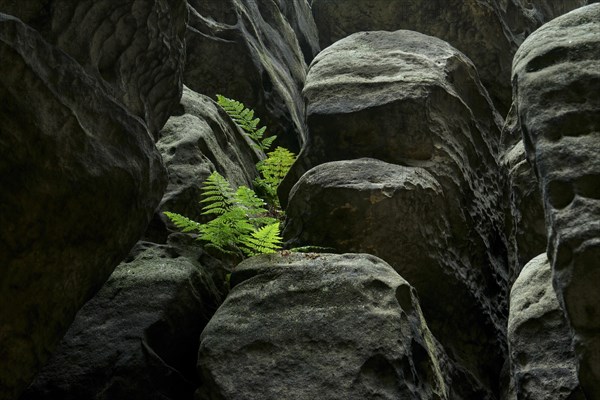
273 0 320 63
310 0 587 112
512 3 600 397
196 253 449 400
185 0 308 151
0 15 166 399
22 241 222 400
151 86 260 241
500 109 546 280
283 30 510 396
0 0 188 137
507 254 583 399
284 159 502 398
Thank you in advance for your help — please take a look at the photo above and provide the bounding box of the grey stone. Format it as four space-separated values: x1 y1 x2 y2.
512 3 600 397
196 253 449 400
284 158 503 398
185 0 309 151
507 254 584 399
0 15 166 399
310 0 587 112
0 0 188 137
273 0 320 63
22 242 222 400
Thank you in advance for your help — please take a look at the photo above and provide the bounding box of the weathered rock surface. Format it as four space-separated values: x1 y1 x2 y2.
512 3 600 397
284 159 503 398
284 31 509 394
310 0 587 111
152 86 259 240
507 254 583 399
501 110 546 280
185 0 309 151
196 253 449 400
22 241 222 400
0 0 188 137
0 15 167 400
273 0 320 63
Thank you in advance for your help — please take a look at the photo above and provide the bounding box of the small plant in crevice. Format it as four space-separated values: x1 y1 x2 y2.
164 95 295 259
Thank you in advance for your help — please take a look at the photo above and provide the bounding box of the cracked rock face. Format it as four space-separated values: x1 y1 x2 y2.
507 254 583 400
0 0 188 137
196 253 449 400
283 30 509 396
310 0 587 112
0 15 167 399
512 3 600 396
185 0 310 151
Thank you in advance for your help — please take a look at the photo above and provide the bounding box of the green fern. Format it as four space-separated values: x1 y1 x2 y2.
254 146 297 208
163 212 202 234
216 94 276 151
242 222 283 256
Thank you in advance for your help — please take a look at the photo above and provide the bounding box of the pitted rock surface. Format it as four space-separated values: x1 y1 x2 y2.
284 158 502 398
512 3 600 396
310 0 587 111
0 0 188 137
507 254 583 399
284 30 510 395
196 253 449 400
0 15 167 399
185 0 309 151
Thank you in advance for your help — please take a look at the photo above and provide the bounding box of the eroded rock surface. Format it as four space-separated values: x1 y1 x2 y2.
507 254 583 399
22 242 222 400
0 15 167 399
185 0 309 151
310 0 587 111
197 253 449 400
512 3 600 396
0 0 188 136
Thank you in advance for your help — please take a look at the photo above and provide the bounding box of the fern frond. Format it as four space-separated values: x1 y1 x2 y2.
200 171 235 215
241 222 283 256
216 94 275 151
254 146 297 208
163 212 202 234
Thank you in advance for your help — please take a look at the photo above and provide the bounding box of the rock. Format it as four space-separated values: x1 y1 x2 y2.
500 109 547 280
22 241 222 400
273 0 320 63
512 3 600 397
196 253 449 400
150 86 260 241
0 15 167 400
185 0 308 151
507 254 583 399
0 0 188 137
310 0 587 112
284 159 503 398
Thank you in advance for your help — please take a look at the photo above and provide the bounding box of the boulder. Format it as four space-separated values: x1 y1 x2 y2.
0 15 166 399
196 253 449 400
22 241 222 400
310 0 587 112
185 0 309 151
512 3 600 396
507 254 583 399
0 0 188 137
284 159 503 398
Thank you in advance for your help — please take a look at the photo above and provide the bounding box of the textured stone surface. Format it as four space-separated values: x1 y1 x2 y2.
512 3 600 397
185 0 308 151
151 86 260 240
310 0 587 111
507 254 583 399
273 0 319 63
0 0 188 137
0 15 167 399
196 253 449 400
22 242 222 400
283 31 510 396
